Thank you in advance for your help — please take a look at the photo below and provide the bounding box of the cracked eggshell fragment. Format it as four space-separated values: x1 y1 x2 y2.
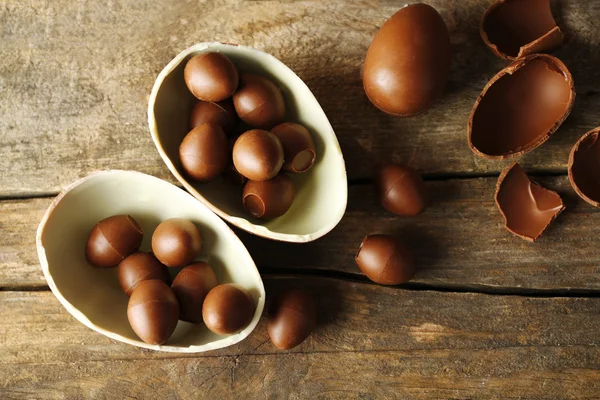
468 54 574 159
568 127 600 207
495 162 565 242
36 170 265 352
148 43 347 243
481 0 563 60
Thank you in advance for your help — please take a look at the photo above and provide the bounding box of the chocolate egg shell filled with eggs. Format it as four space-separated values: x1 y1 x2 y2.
37 170 264 352
468 54 574 159
148 43 347 242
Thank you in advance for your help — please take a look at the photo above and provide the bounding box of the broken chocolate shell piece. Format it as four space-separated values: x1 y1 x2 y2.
468 54 574 160
568 127 600 207
495 162 565 242
481 0 564 60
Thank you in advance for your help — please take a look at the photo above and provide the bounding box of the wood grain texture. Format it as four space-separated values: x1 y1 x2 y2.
4 175 600 291
2 0 600 195
2 278 600 399
240 175 600 291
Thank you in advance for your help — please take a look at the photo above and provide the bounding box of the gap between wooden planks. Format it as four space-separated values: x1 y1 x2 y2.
4 175 600 292
1 277 599 399
2 0 600 195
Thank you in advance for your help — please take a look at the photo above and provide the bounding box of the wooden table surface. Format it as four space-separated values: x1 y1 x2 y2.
2 0 600 398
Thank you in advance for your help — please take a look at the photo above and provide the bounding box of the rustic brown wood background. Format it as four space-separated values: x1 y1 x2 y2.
2 0 600 398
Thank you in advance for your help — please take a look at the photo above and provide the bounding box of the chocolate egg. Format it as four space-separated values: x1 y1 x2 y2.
171 261 218 323
355 234 416 285
184 52 239 102
179 123 229 182
569 127 600 207
267 289 316 350
233 129 284 181
375 164 428 216
127 280 179 345
203 284 255 335
151 218 202 268
118 252 171 296
481 0 563 60
363 3 451 116
233 74 285 129
496 162 564 241
271 123 316 173
468 54 574 159
190 100 238 134
85 214 143 268
243 174 295 219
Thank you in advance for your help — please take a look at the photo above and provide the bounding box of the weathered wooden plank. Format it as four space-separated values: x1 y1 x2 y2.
241 175 600 290
1 279 600 398
4 175 600 290
1 0 600 195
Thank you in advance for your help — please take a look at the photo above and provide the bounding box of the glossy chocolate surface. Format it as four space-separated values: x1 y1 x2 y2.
495 162 564 241
118 252 171 296
569 128 600 207
363 3 451 116
151 218 202 268
233 74 285 129
85 215 143 268
267 288 316 350
179 123 229 182
481 0 563 60
355 234 416 285
127 279 179 345
271 122 316 173
189 99 238 134
171 261 218 323
469 54 574 159
243 174 295 219
202 284 254 335
375 164 427 216
184 52 239 102
232 129 284 181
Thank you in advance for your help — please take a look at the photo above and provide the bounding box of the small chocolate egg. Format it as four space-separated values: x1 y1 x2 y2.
271 122 316 173
355 234 416 285
190 99 238 134
127 279 179 345
151 218 202 268
363 3 451 116
179 123 229 182
85 214 143 268
233 129 284 181
184 52 239 102
233 74 285 129
171 261 218 323
202 284 254 335
118 252 171 296
267 289 316 350
243 174 295 219
375 164 428 216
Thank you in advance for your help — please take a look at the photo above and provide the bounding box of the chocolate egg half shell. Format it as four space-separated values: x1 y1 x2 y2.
468 54 574 159
481 0 563 60
495 162 564 242
568 127 600 207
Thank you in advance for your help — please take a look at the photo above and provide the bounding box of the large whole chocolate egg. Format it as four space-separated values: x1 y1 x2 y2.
363 4 451 116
